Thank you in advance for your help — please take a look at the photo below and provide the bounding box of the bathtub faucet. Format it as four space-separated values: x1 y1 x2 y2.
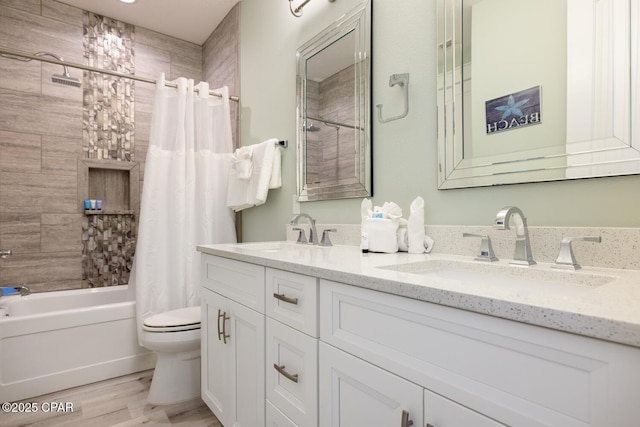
0 285 30 297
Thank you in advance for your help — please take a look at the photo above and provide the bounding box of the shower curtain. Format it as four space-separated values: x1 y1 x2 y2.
133 73 236 337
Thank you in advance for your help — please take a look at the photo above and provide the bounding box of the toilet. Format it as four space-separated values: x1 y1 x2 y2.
140 306 202 405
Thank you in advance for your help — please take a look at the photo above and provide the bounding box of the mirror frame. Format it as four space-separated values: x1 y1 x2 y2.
296 0 372 201
437 0 639 189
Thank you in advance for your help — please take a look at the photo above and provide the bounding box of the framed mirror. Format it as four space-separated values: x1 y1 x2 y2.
437 0 639 189
296 0 372 201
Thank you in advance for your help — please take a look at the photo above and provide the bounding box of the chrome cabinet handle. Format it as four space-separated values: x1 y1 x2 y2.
400 410 414 427
217 309 230 343
273 293 299 305
273 363 299 383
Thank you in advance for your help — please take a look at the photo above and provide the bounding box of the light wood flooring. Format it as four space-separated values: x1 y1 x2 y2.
0 370 221 427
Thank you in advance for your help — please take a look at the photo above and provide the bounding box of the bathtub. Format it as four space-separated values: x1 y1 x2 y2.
0 286 156 402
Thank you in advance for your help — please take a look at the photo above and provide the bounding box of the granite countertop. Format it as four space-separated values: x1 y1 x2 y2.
197 242 640 348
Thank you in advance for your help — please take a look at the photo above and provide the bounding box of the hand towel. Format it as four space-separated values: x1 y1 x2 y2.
232 146 253 179
407 196 426 254
226 138 280 211
269 147 282 189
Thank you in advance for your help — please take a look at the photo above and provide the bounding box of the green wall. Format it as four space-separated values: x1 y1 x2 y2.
238 0 640 243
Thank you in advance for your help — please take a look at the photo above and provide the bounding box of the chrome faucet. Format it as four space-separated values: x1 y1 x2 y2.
290 213 319 245
494 206 536 265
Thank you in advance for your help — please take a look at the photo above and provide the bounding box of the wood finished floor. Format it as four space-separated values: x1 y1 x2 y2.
0 370 221 427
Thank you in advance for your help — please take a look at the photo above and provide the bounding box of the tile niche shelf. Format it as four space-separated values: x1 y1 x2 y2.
78 159 140 215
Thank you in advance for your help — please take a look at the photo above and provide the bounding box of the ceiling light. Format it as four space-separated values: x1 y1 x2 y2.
119 0 137 4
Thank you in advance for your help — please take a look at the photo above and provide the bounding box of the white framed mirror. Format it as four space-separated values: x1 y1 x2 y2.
296 0 372 201
437 0 639 189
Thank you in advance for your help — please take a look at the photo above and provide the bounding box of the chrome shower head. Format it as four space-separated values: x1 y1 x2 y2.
32 52 81 88
304 121 321 132
51 72 81 87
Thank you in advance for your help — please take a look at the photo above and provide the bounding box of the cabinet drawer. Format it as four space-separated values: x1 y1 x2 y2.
266 317 317 427
320 279 640 427
201 254 265 313
266 268 318 337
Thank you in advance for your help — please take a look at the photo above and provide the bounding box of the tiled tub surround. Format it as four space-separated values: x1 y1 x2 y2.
0 0 237 292
198 238 640 348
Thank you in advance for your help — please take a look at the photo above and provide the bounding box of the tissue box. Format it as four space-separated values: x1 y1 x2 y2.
363 218 399 253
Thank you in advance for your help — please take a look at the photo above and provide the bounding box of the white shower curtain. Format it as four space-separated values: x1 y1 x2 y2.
132 73 236 338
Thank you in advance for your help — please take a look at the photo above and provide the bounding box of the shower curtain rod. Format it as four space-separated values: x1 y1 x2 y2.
0 46 240 102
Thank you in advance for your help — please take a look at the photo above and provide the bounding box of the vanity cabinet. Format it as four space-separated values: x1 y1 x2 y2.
200 252 640 427
201 255 265 427
319 279 640 427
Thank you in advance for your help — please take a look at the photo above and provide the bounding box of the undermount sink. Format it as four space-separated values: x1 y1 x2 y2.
377 259 615 296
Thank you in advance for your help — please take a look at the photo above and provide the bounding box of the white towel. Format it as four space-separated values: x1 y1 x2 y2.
407 196 426 254
226 138 281 211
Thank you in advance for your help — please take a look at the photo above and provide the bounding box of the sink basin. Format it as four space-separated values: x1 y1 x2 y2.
377 259 614 296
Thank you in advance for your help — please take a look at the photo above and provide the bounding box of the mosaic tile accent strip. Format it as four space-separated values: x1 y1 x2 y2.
82 214 136 287
82 12 135 161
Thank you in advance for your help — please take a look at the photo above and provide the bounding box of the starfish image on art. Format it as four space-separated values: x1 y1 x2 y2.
495 95 529 120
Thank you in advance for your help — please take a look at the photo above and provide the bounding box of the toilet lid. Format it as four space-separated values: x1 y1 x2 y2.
143 307 201 332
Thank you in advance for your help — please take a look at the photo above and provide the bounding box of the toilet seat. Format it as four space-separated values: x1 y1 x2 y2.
143 307 201 333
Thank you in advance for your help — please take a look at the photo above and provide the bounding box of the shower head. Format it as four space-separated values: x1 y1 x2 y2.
33 52 81 88
304 121 321 132
52 71 82 87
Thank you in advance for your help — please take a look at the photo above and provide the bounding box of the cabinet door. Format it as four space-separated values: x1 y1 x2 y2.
201 288 229 423
228 298 265 427
425 389 506 427
319 342 422 427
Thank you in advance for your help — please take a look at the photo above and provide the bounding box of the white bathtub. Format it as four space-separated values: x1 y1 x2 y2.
0 286 156 402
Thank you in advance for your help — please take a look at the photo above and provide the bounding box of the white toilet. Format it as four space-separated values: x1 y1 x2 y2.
140 306 202 405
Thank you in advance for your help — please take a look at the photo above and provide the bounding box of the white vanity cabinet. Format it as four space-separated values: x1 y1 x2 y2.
201 255 266 427
199 249 640 427
265 269 319 427
319 279 640 427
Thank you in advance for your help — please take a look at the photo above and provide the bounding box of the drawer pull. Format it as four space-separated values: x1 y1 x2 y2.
217 309 230 344
273 293 299 305
400 410 413 427
273 363 299 383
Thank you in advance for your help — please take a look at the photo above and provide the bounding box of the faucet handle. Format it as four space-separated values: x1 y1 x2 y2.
292 227 308 244
552 236 601 270
320 229 337 246
0 249 11 259
463 233 499 262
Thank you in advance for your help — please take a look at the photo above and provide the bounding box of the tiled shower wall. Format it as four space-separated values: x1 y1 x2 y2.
306 64 360 188
0 0 238 292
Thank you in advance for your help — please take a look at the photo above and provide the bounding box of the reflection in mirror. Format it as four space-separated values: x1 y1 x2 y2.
296 0 371 201
437 0 639 189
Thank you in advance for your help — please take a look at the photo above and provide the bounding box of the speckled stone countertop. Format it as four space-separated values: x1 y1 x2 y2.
198 242 640 348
